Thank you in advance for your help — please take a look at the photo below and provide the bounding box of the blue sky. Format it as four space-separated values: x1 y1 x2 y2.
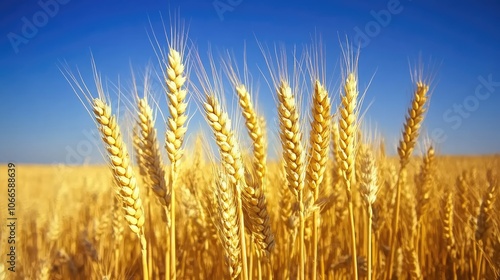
0 0 499 164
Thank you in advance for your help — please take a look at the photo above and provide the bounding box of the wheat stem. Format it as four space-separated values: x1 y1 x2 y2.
387 82 429 280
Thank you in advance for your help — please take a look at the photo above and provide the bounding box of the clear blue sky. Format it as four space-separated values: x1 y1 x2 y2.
1 0 499 164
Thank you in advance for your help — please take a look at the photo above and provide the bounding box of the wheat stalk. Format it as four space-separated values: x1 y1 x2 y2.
306 80 331 280
137 97 170 209
92 98 149 280
442 188 459 279
136 95 168 279
235 84 267 186
241 177 275 260
358 146 379 280
397 82 430 168
338 71 359 280
387 81 429 280
476 170 497 241
404 244 423 280
415 146 435 223
164 46 189 280
203 94 249 280
276 79 306 280
474 170 497 280
234 84 275 259
455 172 470 229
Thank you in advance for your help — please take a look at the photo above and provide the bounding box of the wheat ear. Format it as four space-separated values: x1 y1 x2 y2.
111 196 124 277
476 170 497 241
306 80 331 193
165 48 188 168
415 146 435 223
137 97 170 209
92 98 149 280
235 84 267 186
164 47 188 280
136 96 169 279
443 190 457 259
474 170 497 280
338 72 359 280
214 171 243 279
358 146 379 280
241 175 275 260
306 80 331 279
404 244 423 280
455 172 470 233
397 82 430 168
276 80 306 280
233 84 275 260
204 94 249 280
387 81 429 280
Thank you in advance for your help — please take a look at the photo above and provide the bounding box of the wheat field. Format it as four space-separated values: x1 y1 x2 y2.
1 27 499 280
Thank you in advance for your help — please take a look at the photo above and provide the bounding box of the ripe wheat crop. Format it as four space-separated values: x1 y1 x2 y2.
2 20 499 280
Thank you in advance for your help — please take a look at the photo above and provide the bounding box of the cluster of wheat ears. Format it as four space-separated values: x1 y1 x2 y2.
4 22 499 280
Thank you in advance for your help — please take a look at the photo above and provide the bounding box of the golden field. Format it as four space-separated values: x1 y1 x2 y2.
1 154 499 279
